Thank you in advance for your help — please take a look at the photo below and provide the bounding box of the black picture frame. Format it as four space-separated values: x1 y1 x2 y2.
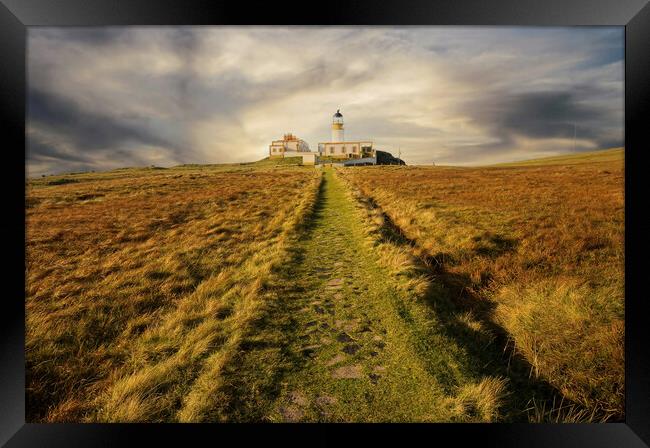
1 0 648 446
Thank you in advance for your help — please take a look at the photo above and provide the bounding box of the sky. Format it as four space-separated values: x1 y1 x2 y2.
27 26 624 176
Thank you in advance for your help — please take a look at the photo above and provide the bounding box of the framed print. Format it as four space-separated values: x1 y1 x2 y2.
1 0 649 446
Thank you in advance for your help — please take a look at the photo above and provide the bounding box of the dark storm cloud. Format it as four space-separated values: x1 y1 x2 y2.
477 91 603 139
28 139 90 164
28 88 175 151
27 139 101 175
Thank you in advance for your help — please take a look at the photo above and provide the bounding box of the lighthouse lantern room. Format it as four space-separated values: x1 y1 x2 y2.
332 109 344 142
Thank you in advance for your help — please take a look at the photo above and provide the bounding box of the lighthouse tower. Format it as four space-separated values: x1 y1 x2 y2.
332 109 344 142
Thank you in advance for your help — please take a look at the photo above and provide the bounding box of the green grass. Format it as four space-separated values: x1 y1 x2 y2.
488 147 623 167
243 156 304 166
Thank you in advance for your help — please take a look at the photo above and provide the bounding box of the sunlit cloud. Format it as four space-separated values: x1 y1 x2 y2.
27 26 623 175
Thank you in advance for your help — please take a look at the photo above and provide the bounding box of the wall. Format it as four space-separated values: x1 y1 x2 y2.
331 124 344 142
319 142 363 158
300 153 316 165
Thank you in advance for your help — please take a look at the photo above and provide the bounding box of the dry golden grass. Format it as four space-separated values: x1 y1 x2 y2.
26 164 320 422
443 377 509 422
339 148 624 421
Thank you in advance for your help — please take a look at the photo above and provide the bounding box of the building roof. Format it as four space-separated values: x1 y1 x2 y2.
333 109 343 118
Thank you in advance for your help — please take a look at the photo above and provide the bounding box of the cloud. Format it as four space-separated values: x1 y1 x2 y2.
461 89 616 147
29 88 174 150
27 26 623 175
495 91 603 138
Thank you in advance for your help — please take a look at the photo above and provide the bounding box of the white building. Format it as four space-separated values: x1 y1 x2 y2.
268 133 317 165
318 110 374 160
269 133 310 156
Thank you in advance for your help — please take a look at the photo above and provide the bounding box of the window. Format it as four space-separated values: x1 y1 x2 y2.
330 147 334 154
342 146 346 153
353 146 357 153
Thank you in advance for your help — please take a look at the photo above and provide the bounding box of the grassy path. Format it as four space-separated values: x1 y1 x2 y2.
210 168 552 422
263 169 455 421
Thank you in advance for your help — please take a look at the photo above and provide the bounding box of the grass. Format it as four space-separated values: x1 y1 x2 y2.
26 163 320 422
202 169 515 422
27 163 520 422
241 156 304 166
489 147 623 167
26 147 623 422
338 148 624 421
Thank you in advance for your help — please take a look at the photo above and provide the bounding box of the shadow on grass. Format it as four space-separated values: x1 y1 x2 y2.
363 195 575 422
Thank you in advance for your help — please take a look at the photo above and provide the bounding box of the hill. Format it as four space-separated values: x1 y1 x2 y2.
243 156 304 166
489 147 623 167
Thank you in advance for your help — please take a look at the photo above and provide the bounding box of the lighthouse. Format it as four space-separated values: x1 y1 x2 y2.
332 109 344 142
318 109 374 160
